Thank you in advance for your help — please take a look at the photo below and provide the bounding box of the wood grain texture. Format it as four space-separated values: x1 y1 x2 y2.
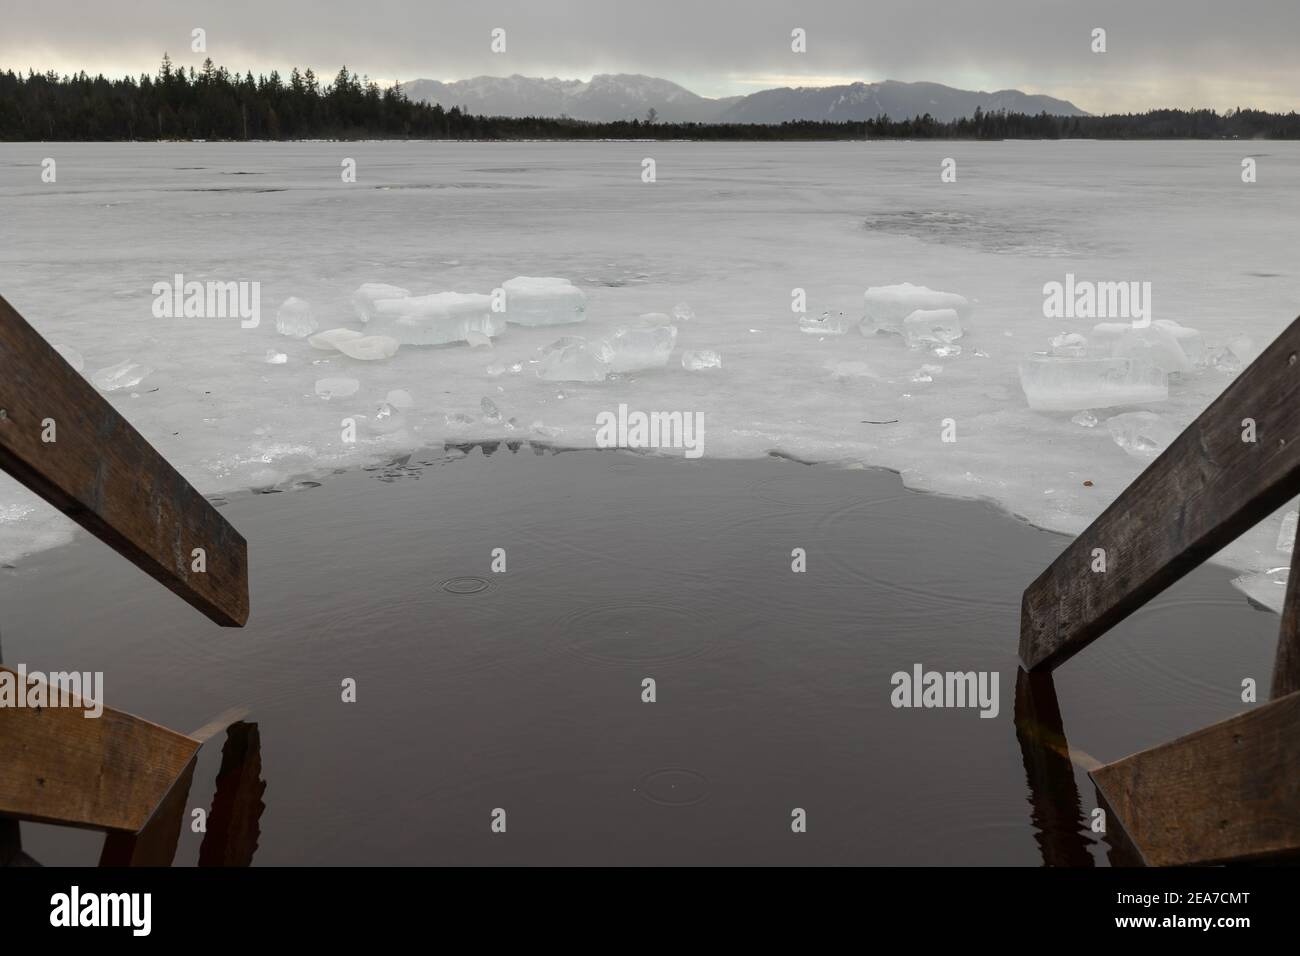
1090 693 1300 866
0 667 200 832
1021 315 1300 670
0 294 248 626
99 755 196 866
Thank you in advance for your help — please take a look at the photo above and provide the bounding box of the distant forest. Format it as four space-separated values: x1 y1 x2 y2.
3 56 1300 141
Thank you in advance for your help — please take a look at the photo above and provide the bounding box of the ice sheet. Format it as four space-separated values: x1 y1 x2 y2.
1 140 1297 597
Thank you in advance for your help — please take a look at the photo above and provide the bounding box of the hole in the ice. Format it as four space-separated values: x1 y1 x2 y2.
555 601 718 667
636 768 710 807
441 576 490 595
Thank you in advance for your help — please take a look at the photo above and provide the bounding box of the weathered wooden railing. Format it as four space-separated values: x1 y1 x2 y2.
1020 314 1300 866
0 294 251 865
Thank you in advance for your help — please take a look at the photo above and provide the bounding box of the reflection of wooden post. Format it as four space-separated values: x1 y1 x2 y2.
199 721 265 867
1091 693 1300 866
1020 314 1300 671
1012 669 1094 867
0 817 33 866
0 294 248 626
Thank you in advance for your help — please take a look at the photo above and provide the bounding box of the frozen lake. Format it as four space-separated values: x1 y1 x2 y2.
2 450 1279 865
1 140 1298 604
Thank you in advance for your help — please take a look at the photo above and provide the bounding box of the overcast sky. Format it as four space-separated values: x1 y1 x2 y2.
4 0 1298 114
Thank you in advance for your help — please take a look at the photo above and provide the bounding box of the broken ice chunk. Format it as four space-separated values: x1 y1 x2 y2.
637 312 674 327
862 283 972 335
314 377 359 399
351 283 410 322
531 421 562 439
1091 322 1195 374
53 344 85 372
682 350 722 370
606 325 677 373
309 328 366 351
92 359 153 392
1154 320 1207 368
370 402 404 435
1071 409 1099 427
264 349 288 365
335 335 399 361
1279 511 1298 554
536 336 610 383
827 360 877 382
445 412 474 427
1049 332 1088 357
466 330 493 349
385 389 414 409
672 303 695 322
276 297 317 338
481 397 502 422
902 308 963 349
603 323 676 371
369 292 505 346
1212 335 1258 373
502 276 586 326
1106 411 1180 459
799 311 851 335
1018 355 1168 412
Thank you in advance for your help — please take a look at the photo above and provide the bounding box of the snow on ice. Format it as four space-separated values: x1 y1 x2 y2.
1 140 1296 605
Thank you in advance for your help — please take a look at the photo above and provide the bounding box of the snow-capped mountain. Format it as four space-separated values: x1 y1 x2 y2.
398 74 740 123
398 74 1086 123
717 80 1084 123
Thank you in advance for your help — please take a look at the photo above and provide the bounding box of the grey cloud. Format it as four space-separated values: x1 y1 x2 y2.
2 0 1298 112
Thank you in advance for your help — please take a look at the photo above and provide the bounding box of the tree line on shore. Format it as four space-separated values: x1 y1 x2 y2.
3 57 1299 141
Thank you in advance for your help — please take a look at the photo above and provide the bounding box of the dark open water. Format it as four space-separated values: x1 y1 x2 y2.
0 447 1280 865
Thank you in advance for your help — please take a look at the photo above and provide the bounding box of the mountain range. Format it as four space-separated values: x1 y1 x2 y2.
397 74 1087 124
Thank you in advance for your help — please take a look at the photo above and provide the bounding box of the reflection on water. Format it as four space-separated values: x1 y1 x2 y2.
0 449 1279 865
199 721 266 868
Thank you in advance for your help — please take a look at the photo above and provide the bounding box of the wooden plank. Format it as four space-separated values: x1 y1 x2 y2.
0 294 248 626
1021 315 1300 670
1090 693 1300 866
98 755 196 866
1271 526 1300 699
0 666 200 832
1090 785 1146 867
98 706 251 865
